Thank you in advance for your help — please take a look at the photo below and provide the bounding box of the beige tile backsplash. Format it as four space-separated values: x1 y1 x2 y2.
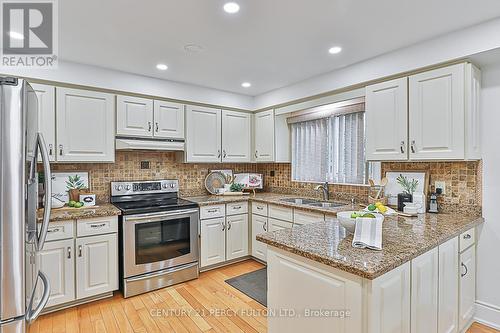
48 151 481 214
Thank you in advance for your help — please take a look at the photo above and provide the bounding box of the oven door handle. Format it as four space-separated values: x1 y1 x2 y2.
126 262 199 282
124 209 199 223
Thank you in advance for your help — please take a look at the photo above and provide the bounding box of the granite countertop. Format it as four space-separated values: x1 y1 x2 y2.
257 214 483 280
37 203 121 222
186 192 355 216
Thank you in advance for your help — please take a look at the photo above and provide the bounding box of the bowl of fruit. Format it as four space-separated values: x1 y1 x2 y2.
67 200 85 209
337 211 381 233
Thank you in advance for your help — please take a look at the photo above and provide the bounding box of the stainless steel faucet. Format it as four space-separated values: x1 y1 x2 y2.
315 181 329 201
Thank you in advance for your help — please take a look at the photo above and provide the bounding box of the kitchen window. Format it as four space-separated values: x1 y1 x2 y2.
289 99 373 184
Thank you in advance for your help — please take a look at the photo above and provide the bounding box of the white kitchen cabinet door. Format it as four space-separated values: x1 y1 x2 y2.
56 88 115 162
76 234 118 299
459 246 476 331
438 237 459 333
411 248 438 333
153 100 184 139
267 248 363 333
116 95 153 137
226 214 249 260
200 217 226 267
365 78 408 161
221 110 251 162
368 262 411 333
185 106 222 162
29 83 56 162
409 64 465 160
36 239 75 307
254 110 275 162
251 214 267 262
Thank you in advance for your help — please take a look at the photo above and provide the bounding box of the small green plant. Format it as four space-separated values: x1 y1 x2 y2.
230 183 244 192
396 174 419 195
66 175 85 190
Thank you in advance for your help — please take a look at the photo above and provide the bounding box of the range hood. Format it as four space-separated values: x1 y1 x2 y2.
115 137 184 151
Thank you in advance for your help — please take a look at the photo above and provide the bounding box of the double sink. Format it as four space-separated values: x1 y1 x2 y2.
279 197 346 209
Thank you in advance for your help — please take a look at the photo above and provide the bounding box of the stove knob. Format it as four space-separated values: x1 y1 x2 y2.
115 185 123 191
162 183 168 189
170 183 176 188
125 185 131 191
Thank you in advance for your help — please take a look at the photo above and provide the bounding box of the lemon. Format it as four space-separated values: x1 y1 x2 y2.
375 202 383 207
378 205 388 214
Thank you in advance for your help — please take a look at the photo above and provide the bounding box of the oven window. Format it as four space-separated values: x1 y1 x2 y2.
135 217 191 265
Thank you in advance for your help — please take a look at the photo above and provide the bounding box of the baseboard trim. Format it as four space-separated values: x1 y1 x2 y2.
475 300 500 330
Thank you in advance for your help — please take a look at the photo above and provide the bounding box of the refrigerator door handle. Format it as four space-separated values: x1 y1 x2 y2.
36 133 52 251
25 270 51 323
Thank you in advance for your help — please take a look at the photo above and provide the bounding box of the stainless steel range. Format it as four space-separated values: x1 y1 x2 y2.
111 180 199 298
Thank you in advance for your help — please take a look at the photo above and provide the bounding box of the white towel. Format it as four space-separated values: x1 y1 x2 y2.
352 215 384 251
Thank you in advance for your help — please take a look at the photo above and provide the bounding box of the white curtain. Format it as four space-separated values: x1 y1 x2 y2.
291 118 328 182
291 111 366 184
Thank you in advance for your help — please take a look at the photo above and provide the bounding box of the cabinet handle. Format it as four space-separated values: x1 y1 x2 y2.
217 150 221 158
221 221 225 231
207 209 218 213
223 150 227 158
233 206 241 210
48 144 53 156
257 206 263 210
67 247 71 259
78 245 82 257
255 150 258 158
59 144 63 156
47 228 60 233
90 223 106 228
227 221 231 230
411 140 416 153
148 122 152 132
263 221 267 231
155 122 159 132
463 234 472 239
461 262 468 277
400 141 405 154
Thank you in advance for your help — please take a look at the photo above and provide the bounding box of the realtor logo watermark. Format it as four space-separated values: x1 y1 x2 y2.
1 0 58 68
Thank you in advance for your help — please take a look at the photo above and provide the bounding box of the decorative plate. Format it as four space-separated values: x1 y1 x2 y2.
205 171 227 194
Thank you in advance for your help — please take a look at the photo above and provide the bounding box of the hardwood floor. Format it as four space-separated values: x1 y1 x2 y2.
28 259 498 333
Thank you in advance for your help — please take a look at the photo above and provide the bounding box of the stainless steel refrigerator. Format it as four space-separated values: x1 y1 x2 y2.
0 77 52 333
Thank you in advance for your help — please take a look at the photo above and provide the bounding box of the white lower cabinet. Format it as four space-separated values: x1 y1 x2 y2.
459 245 476 331
37 239 75 307
268 218 292 231
251 214 268 262
200 217 226 267
368 262 411 333
226 214 249 260
411 247 439 333
438 238 459 333
76 233 118 299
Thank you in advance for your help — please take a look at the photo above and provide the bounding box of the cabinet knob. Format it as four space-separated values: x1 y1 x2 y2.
221 221 225 231
78 245 82 257
217 150 221 158
400 141 405 154
410 140 416 153
227 221 231 230
461 262 468 277
148 122 152 132
463 234 472 239
263 221 267 231
155 122 159 132
59 144 63 156
48 144 53 156
223 150 227 158
255 150 258 158
67 247 71 259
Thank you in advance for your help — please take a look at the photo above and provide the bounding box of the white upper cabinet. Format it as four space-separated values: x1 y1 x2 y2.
56 87 115 162
221 110 251 162
153 100 184 139
366 63 481 161
185 105 222 162
366 78 408 161
116 95 154 137
409 64 465 160
254 109 275 162
29 83 56 161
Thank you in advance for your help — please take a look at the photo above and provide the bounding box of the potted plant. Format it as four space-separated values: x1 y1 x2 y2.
66 174 88 201
396 174 419 211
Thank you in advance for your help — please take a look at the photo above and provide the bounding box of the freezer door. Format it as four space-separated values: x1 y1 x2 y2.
0 319 25 333
0 78 28 321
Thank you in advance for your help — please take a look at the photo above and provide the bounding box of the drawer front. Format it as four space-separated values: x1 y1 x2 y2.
268 218 293 232
40 220 74 241
252 202 268 216
77 216 118 237
293 209 325 225
459 227 475 252
200 204 225 219
226 201 248 216
268 204 293 222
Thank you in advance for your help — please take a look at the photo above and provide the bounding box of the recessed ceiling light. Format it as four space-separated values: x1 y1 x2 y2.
223 2 240 14
9 31 24 40
156 63 168 71
241 82 251 88
328 46 342 54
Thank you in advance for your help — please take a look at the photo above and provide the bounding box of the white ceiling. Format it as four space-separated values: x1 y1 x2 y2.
60 0 500 96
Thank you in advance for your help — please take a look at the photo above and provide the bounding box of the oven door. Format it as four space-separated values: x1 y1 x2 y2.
123 208 199 278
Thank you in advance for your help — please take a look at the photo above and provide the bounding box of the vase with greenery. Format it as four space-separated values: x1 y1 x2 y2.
66 175 88 201
396 174 419 211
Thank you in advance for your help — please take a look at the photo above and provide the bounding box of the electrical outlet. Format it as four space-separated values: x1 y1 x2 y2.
435 181 446 194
